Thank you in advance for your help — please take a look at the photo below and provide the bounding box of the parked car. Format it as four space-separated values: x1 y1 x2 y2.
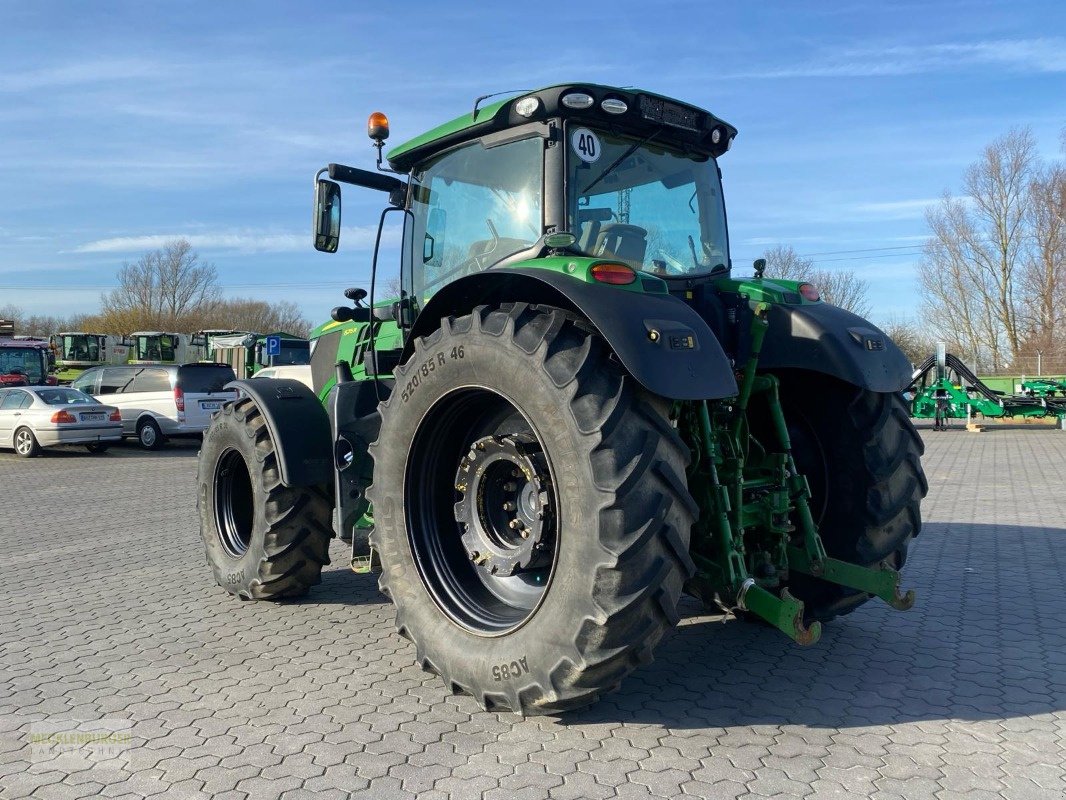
71 363 237 450
252 364 314 389
0 386 122 457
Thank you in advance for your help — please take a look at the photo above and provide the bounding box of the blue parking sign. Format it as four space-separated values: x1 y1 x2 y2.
266 335 281 357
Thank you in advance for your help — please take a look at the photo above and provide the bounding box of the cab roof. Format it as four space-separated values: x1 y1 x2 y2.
386 83 737 172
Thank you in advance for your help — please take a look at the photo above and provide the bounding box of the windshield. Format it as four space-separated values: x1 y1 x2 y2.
137 335 177 361
407 135 543 300
567 127 728 278
0 348 46 382
273 343 309 366
61 335 100 361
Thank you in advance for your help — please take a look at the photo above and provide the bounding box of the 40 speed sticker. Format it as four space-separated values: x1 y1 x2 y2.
571 128 601 163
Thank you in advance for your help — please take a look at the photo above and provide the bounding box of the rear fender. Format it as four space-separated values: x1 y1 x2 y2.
758 303 912 392
404 268 738 400
224 378 332 487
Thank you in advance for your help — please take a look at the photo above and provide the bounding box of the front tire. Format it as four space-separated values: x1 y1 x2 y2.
198 398 333 599
369 304 697 714
14 427 40 458
778 373 927 622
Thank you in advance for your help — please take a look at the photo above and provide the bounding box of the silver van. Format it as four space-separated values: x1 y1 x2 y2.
72 363 237 449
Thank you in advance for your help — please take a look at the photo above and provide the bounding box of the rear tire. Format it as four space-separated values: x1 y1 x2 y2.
14 427 40 458
198 398 333 600
137 418 164 450
369 304 696 714
778 373 927 622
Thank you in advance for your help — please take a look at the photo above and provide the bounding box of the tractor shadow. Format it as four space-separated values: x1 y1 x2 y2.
565 522 1066 730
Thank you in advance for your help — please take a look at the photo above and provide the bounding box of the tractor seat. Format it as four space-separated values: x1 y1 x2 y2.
593 223 648 269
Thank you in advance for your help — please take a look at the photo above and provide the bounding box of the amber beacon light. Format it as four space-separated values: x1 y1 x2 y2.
367 111 390 141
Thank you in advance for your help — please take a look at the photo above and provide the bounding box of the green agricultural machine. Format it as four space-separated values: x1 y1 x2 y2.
909 349 1066 427
198 84 927 713
49 332 127 384
1020 377 1066 398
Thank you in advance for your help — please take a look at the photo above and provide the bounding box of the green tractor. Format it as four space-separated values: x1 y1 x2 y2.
198 84 927 714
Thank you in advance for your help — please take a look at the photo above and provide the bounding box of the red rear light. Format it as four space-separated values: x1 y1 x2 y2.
799 283 821 302
590 263 637 285
109 410 121 422
51 410 77 424
174 386 185 412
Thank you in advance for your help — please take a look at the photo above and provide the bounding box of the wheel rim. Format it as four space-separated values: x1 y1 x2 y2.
140 424 156 447
214 448 255 557
15 430 32 455
405 387 559 636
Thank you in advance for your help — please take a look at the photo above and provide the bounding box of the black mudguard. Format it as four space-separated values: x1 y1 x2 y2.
758 303 912 393
404 268 738 400
326 378 387 551
225 378 333 487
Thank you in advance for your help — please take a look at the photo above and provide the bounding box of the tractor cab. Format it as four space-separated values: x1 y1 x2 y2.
314 84 736 309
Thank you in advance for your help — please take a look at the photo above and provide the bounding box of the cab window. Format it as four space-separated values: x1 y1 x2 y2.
407 135 544 300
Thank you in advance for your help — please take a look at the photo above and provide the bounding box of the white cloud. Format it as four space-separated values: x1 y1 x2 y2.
732 38 1066 79
71 226 396 255
0 58 167 93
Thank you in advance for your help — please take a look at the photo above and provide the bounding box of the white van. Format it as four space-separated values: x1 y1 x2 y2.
71 363 237 449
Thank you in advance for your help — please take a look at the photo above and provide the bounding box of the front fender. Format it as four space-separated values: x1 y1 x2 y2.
224 378 332 487
759 303 912 392
405 268 738 400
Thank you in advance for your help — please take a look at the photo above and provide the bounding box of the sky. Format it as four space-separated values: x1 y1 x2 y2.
0 0 1063 327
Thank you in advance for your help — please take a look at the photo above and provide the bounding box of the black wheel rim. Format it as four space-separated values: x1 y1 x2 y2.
214 448 254 557
405 387 558 636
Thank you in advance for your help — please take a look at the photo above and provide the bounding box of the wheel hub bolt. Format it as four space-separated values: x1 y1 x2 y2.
502 501 516 511
503 481 517 492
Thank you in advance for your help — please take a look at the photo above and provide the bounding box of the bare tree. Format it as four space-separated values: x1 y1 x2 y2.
879 316 940 367
99 239 219 332
761 244 872 316
917 128 1039 372
1018 148 1066 372
0 303 89 337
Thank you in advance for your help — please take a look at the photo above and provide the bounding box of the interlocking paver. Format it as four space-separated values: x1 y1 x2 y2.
2 428 1066 799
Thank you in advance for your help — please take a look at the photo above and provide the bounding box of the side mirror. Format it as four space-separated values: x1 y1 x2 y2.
314 179 342 253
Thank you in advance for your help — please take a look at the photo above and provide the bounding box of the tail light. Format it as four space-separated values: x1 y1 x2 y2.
51 410 77 424
174 386 185 412
109 410 121 422
590 263 637 285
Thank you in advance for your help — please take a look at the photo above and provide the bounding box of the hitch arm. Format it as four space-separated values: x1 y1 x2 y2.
787 546 915 610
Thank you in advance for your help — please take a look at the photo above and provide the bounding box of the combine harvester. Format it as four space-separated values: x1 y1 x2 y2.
50 332 128 384
909 347 1066 429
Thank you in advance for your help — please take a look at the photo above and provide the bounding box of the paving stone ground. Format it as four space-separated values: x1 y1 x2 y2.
1 424 1065 799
